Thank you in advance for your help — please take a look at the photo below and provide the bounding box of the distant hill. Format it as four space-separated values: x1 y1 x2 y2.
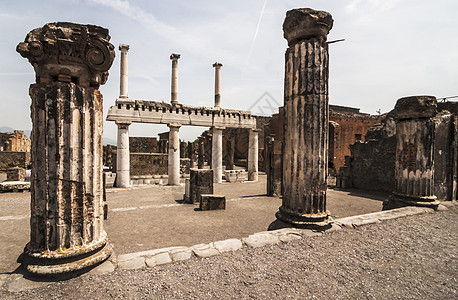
1 126 116 145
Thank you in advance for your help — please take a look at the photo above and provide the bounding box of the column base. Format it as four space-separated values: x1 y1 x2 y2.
269 207 333 230
383 193 439 210
21 236 112 276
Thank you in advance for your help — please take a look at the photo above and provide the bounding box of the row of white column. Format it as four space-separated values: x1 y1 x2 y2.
114 45 258 187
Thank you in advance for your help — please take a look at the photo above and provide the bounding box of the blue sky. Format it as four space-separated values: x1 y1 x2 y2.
1 0 457 142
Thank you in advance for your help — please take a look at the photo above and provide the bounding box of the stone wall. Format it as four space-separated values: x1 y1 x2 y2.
0 151 31 170
129 153 168 176
129 137 158 153
329 106 382 172
0 130 31 152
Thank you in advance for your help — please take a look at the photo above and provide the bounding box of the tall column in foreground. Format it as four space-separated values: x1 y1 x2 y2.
384 96 439 209
168 123 181 185
17 22 115 275
272 8 333 229
116 121 131 188
212 127 224 183
170 53 180 106
247 129 259 181
213 62 223 108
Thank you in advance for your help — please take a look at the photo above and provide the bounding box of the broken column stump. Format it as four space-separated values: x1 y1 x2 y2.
384 96 440 209
200 194 226 210
17 22 115 275
188 169 213 204
270 8 334 230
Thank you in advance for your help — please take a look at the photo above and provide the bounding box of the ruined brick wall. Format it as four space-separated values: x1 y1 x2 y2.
329 109 382 172
0 151 31 170
129 153 168 176
0 130 31 152
129 137 158 153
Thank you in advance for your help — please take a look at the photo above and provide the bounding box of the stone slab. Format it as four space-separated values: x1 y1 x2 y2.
170 248 193 262
242 232 281 248
213 239 243 253
145 252 172 267
0 181 30 192
117 257 145 270
191 243 221 258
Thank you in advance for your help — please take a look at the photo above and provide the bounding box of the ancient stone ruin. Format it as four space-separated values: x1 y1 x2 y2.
17 22 114 275
270 8 334 229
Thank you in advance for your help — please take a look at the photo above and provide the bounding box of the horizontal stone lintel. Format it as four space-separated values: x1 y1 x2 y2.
107 99 257 128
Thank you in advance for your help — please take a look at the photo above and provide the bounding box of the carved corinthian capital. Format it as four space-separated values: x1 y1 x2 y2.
17 22 115 88
283 8 334 46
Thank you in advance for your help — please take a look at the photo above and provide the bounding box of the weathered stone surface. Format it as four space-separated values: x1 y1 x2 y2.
17 22 115 88
394 95 437 120
118 257 145 270
242 232 281 248
213 239 243 253
0 181 30 192
191 243 220 258
189 169 213 203
170 248 193 262
283 8 333 46
224 170 247 183
274 8 332 229
18 22 114 275
200 194 226 210
6 167 25 181
0 151 30 170
145 252 172 267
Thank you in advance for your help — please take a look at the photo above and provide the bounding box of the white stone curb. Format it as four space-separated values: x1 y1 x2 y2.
115 204 452 270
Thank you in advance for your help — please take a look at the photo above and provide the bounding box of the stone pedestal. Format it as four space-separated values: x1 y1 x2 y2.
211 127 223 183
247 129 259 181
17 22 115 275
384 96 440 209
116 121 131 188
189 169 214 204
271 8 333 230
7 167 26 182
168 123 181 185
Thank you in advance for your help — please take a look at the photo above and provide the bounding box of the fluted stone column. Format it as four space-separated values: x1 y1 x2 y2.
119 44 130 98
17 22 115 275
212 127 224 183
170 53 180 106
213 62 223 108
168 123 181 185
271 8 333 230
384 96 439 209
248 129 259 181
116 121 131 188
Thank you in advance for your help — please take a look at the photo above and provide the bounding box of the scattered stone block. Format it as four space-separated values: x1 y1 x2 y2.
200 194 226 210
189 169 213 203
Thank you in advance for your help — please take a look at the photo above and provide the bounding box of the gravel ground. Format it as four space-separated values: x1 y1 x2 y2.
1 206 456 299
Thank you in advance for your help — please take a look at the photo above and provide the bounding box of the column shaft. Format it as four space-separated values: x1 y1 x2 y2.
212 128 223 183
168 124 181 185
116 122 130 188
17 22 115 275
170 54 180 105
273 8 333 229
119 44 130 98
198 138 205 169
248 129 259 181
213 62 223 108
